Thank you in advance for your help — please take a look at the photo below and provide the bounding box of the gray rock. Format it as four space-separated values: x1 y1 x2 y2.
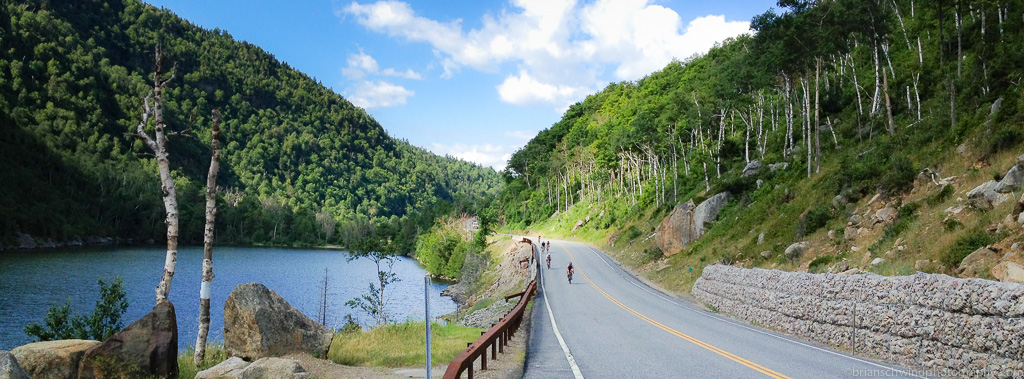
831 195 847 210
742 160 762 177
968 180 1012 210
844 226 859 240
0 351 29 379
1012 243 1021 252
11 340 99 379
848 214 863 226
827 230 837 240
196 357 309 379
873 207 897 224
784 242 809 261
996 164 1023 193
195 357 249 378
241 357 310 379
990 97 1004 118
756 232 765 245
78 301 178 379
870 257 886 266
756 179 764 188
1018 212 1024 225
768 162 789 172
224 283 334 360
15 233 36 249
915 260 931 270
694 192 730 236
572 219 584 231
759 250 772 259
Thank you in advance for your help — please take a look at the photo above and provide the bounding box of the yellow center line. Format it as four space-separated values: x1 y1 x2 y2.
559 243 792 379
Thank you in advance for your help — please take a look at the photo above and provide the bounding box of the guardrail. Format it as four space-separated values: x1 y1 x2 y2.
443 244 538 379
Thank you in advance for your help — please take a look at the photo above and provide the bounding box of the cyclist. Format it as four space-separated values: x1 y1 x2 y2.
546 253 551 269
567 261 574 284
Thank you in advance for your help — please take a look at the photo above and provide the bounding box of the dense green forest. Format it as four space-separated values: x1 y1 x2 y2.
0 0 501 251
499 0 1024 274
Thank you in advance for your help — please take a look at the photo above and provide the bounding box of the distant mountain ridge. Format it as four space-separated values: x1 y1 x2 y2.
0 0 501 248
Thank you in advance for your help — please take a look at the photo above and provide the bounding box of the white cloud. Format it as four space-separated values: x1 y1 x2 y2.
429 142 518 169
343 50 422 79
343 1 751 109
346 80 414 109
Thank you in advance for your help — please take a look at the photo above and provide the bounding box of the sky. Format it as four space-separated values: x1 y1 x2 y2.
143 0 778 170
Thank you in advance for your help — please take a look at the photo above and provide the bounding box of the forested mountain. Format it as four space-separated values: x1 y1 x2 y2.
0 0 501 249
500 0 1024 281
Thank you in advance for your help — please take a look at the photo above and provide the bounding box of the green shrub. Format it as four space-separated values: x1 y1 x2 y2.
24 276 128 341
809 255 837 273
623 225 642 241
880 155 916 196
797 205 832 237
941 231 995 268
927 185 955 206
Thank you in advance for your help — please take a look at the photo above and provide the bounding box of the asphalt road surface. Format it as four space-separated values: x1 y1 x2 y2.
524 239 928 379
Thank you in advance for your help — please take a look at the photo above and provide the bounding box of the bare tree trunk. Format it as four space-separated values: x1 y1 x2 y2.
133 45 180 304
194 109 222 366
814 59 822 173
883 67 895 135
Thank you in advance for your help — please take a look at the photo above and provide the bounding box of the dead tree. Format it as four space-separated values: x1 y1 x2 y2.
194 109 222 366
131 45 182 304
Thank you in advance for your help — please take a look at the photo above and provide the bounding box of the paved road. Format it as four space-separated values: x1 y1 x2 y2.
523 239 927 379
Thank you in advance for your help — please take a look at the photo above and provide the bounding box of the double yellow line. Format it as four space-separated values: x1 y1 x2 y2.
561 245 792 379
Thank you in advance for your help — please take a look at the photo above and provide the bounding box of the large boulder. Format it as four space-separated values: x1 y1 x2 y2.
694 192 730 236
992 261 1024 283
224 283 333 360
969 180 1014 210
196 357 309 379
15 232 36 249
656 192 731 257
655 200 698 257
784 242 810 262
741 160 762 177
996 163 1023 193
11 340 99 379
78 301 178 379
958 247 999 277
0 351 29 379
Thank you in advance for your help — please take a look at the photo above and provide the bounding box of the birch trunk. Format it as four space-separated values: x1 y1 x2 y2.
194 109 222 366
884 67 895 135
135 45 180 304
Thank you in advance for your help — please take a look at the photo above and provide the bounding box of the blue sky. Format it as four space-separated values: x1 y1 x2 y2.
144 0 778 170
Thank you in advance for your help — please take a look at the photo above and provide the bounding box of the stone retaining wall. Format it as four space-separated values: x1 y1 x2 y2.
692 265 1024 378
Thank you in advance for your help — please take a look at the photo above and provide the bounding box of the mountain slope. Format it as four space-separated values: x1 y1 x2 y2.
497 0 1024 289
0 0 501 248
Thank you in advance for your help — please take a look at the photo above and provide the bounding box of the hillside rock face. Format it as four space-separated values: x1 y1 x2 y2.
968 153 1024 210
224 283 333 360
11 340 99 379
656 192 730 256
78 301 178 379
693 265 1024 378
0 351 29 379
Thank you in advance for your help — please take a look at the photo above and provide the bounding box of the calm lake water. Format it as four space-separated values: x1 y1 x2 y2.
0 246 456 350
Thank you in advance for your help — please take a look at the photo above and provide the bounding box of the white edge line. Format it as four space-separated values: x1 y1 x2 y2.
572 242 928 379
540 264 585 379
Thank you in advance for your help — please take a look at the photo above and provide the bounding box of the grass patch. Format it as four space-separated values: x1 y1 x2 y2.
328 321 482 367
177 343 227 379
808 254 839 273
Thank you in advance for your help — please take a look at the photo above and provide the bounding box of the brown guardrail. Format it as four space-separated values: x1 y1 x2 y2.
443 242 539 379
442 280 536 379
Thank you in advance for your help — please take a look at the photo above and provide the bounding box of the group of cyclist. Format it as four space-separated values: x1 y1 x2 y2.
541 240 573 283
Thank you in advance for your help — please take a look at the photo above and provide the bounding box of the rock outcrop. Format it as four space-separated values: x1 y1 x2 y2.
784 241 809 261
693 265 1024 378
958 247 999 277
992 261 1024 283
655 192 731 257
741 160 762 177
968 153 1024 210
196 357 310 379
0 351 29 379
224 283 333 360
78 301 178 379
11 340 99 379
655 200 697 256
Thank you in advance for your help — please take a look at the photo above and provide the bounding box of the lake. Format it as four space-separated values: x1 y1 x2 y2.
0 246 457 350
